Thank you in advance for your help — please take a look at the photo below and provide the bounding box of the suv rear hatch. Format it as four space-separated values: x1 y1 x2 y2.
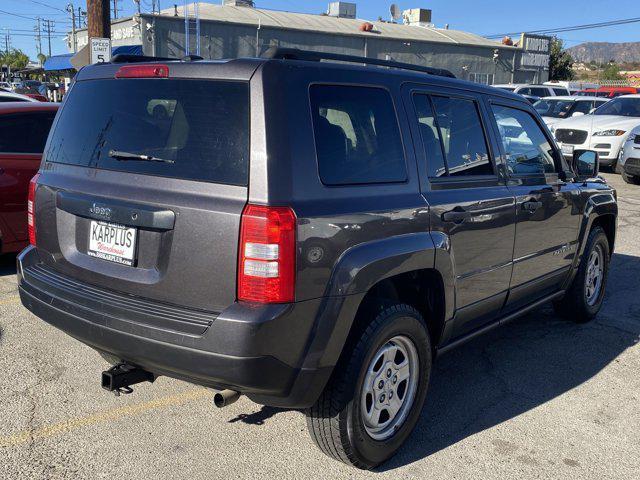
33 63 253 315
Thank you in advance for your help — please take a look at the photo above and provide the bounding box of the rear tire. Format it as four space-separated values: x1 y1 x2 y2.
622 170 640 185
305 303 431 469
554 226 610 323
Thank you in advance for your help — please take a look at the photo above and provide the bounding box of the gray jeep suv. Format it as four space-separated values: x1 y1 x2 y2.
18 49 617 469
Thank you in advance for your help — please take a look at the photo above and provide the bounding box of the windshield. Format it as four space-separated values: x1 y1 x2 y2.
533 99 575 118
593 97 640 117
45 78 250 185
497 87 516 92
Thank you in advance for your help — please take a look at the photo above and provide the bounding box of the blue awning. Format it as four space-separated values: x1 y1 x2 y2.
43 45 143 71
43 53 74 71
112 45 143 56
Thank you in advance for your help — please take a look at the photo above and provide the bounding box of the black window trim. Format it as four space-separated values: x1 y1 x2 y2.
409 89 500 188
308 81 410 187
488 98 566 183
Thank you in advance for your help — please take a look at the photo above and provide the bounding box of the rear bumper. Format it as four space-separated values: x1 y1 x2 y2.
17 246 332 408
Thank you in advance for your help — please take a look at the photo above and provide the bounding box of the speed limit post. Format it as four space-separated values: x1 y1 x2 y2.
90 38 112 64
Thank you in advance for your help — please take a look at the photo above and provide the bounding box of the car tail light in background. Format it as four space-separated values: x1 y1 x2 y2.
114 64 169 79
28 173 40 246
238 204 296 303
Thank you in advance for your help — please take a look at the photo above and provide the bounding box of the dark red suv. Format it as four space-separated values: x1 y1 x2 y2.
0 102 58 253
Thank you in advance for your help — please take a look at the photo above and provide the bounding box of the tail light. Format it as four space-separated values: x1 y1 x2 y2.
115 64 169 79
238 204 296 303
28 173 40 246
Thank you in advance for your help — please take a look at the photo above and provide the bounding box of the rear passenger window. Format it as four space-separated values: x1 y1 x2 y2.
310 85 406 185
430 96 493 177
530 88 550 97
0 112 56 153
491 105 556 175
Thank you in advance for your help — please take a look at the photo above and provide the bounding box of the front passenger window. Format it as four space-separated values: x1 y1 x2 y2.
491 105 557 175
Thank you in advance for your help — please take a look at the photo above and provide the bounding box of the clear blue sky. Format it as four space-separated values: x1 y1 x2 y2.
2 0 639 61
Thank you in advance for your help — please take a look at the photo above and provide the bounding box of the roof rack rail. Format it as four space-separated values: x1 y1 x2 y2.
261 47 456 79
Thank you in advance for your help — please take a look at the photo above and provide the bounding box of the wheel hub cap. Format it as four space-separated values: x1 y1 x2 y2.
360 335 419 441
585 245 604 306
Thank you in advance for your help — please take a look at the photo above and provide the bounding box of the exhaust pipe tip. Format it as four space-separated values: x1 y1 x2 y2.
214 389 241 408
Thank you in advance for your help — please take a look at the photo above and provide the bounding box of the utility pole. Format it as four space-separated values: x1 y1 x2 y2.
87 0 111 39
34 18 42 57
133 0 141 15
112 0 119 19
42 19 54 57
67 4 77 53
4 29 11 54
78 7 85 29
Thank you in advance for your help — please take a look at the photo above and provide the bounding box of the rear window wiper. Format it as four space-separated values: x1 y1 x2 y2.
108 150 175 164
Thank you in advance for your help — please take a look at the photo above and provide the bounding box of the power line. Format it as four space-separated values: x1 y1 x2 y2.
24 0 66 13
0 9 37 21
486 16 640 38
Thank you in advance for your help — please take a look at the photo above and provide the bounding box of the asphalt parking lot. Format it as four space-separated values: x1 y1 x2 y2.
0 172 638 480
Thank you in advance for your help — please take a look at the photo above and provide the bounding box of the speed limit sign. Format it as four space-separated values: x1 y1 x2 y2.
90 38 112 64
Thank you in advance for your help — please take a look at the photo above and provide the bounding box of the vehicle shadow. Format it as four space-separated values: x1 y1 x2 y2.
381 252 640 471
228 406 285 426
0 254 17 277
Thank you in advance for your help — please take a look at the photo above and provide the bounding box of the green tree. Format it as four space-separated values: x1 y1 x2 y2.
548 38 575 81
601 63 623 81
37 53 47 67
0 48 30 71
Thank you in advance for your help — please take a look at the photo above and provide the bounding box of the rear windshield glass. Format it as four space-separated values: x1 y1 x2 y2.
45 79 249 186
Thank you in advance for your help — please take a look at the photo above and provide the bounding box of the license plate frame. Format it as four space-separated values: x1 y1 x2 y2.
87 220 137 266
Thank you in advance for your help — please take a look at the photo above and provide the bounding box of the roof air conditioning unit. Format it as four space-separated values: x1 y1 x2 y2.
402 8 433 27
327 2 357 19
223 0 255 7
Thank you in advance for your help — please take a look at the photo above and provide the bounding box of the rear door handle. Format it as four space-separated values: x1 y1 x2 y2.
522 201 543 212
442 210 468 224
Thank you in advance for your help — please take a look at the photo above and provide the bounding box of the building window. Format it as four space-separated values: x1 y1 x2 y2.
469 73 495 85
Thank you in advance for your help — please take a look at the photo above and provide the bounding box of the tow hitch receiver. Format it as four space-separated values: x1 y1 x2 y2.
101 363 155 396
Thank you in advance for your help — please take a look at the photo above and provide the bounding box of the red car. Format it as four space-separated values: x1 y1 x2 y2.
24 93 49 102
576 86 638 98
0 102 58 253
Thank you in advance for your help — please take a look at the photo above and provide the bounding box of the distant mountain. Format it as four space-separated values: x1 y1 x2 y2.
567 42 640 64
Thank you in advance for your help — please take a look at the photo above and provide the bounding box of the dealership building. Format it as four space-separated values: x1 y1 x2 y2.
68 1 551 84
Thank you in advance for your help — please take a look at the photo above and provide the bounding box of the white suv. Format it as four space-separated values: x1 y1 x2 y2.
533 96 609 128
494 84 570 98
552 95 640 168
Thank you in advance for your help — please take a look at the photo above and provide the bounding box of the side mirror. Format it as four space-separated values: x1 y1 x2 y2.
572 149 599 179
572 111 585 118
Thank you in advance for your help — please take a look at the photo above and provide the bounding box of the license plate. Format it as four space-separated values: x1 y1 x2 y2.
561 144 574 156
88 221 137 266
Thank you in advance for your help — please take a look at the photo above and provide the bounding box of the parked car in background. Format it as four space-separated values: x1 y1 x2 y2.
619 125 640 184
534 96 609 128
553 94 640 167
575 87 638 98
544 81 599 95
23 93 49 102
494 83 570 97
17 50 616 470
0 91 38 103
0 102 58 253
521 94 541 104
